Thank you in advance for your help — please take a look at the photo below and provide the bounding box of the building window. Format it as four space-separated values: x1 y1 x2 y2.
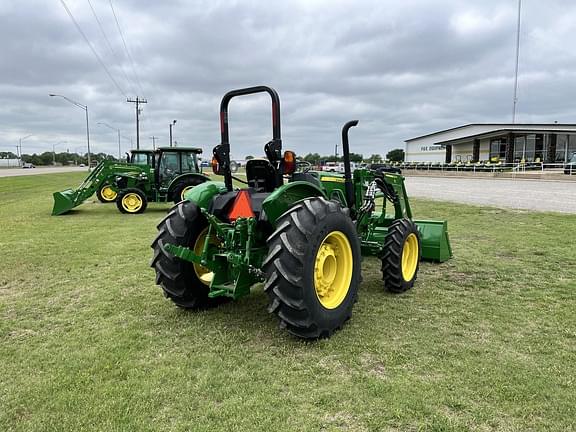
489 137 507 162
514 136 525 161
556 135 567 162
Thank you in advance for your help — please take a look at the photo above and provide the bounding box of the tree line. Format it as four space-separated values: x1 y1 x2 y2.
284 149 404 164
0 151 118 166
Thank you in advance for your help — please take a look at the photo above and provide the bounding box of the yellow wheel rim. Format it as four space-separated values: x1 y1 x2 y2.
193 227 218 286
314 231 353 309
100 185 117 201
401 233 419 281
181 185 194 201
121 193 143 213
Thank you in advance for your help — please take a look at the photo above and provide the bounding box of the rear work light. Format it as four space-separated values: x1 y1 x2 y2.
228 190 255 221
283 151 296 175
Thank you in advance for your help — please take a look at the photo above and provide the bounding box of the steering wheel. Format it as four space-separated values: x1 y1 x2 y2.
296 160 312 173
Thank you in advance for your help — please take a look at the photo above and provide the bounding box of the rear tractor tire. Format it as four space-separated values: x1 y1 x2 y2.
172 178 205 204
150 201 216 308
96 184 117 203
263 197 361 339
381 219 421 293
116 188 148 214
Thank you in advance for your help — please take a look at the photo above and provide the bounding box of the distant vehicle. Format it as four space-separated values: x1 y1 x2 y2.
22 163 35 169
79 163 86 167
368 163 402 174
564 152 576 175
200 160 210 168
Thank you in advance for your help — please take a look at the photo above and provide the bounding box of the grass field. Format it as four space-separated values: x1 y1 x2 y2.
1 172 575 431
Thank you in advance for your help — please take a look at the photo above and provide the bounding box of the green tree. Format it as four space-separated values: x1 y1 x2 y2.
245 155 254 160
325 155 340 163
348 153 363 163
369 154 382 163
386 149 405 162
303 153 321 165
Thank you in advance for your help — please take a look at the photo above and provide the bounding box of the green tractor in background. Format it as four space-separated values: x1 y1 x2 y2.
96 149 156 204
52 147 210 215
151 86 452 339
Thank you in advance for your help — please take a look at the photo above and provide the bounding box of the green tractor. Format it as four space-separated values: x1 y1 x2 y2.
151 86 452 339
52 147 209 215
96 149 156 204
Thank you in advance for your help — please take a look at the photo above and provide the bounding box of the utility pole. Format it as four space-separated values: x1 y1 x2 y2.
127 97 147 149
169 120 177 147
335 143 339 160
150 135 158 150
512 0 522 123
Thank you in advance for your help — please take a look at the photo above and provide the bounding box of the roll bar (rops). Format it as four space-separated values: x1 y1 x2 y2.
341 120 359 209
214 86 282 191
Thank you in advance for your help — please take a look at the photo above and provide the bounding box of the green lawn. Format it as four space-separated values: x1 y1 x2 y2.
1 172 575 431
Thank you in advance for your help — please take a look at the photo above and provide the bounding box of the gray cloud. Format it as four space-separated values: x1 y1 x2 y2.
1 0 576 159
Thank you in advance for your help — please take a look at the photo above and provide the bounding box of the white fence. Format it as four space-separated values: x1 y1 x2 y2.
400 161 573 175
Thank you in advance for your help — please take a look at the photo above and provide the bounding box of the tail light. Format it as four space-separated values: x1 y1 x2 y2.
283 151 296 175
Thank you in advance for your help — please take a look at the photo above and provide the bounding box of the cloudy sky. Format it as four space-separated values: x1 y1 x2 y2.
2 0 576 159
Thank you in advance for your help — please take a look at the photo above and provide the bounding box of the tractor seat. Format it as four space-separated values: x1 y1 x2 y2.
246 158 276 192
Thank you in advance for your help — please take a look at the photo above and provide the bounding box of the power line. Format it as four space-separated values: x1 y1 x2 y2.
59 0 128 98
109 0 146 97
85 0 137 95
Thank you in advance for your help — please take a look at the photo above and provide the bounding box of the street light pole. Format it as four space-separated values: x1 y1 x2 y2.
49 94 91 170
97 122 122 160
18 134 33 164
169 120 177 147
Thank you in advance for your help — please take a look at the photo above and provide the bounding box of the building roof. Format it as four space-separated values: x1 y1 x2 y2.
405 123 576 144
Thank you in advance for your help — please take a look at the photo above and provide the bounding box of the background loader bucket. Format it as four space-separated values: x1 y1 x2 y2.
52 189 79 215
414 219 452 262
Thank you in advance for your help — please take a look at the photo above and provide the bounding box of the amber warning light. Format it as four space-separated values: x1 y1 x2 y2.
283 151 296 174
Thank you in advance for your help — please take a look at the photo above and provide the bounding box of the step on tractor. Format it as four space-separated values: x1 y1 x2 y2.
151 86 452 339
52 147 210 215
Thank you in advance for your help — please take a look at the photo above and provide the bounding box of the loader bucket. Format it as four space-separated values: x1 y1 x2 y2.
52 189 79 215
414 219 452 262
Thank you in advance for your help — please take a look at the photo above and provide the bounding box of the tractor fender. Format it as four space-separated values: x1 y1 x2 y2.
168 173 211 193
184 180 228 210
262 181 328 226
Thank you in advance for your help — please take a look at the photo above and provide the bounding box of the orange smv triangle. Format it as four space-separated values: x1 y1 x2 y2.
228 190 255 221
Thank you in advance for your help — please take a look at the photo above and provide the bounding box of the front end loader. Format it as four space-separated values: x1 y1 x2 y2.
52 147 209 215
151 86 452 339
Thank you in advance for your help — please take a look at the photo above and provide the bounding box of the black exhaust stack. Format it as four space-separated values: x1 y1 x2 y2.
341 120 359 210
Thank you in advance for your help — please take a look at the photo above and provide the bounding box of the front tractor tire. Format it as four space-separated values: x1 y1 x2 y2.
116 188 148 214
263 197 361 339
150 201 212 309
96 184 117 203
381 219 421 293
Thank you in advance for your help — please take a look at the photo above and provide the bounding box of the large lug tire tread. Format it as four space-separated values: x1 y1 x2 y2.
150 201 212 309
381 218 421 293
172 178 206 204
96 184 115 203
116 188 148 214
263 196 361 339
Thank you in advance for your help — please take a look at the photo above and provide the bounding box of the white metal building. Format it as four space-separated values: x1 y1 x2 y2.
405 124 576 163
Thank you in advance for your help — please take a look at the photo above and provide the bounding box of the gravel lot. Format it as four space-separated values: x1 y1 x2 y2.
404 176 576 213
